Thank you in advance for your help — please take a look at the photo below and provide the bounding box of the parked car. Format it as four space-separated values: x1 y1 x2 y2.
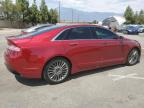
4 24 141 84
21 24 53 34
118 24 127 32
102 25 109 29
138 25 144 33
123 25 139 35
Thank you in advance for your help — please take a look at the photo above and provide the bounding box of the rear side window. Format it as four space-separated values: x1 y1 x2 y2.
55 29 70 40
67 27 93 40
91 27 117 39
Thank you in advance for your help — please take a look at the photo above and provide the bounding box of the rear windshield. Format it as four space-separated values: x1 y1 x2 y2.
16 25 66 38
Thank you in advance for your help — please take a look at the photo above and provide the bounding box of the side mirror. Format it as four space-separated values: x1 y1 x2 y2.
119 36 124 39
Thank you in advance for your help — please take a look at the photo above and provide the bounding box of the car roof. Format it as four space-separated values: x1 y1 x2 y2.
18 24 113 39
56 24 103 29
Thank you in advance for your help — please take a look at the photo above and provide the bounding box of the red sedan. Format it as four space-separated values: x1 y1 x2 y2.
4 24 141 84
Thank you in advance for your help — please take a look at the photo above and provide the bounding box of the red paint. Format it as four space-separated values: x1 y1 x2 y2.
4 25 141 78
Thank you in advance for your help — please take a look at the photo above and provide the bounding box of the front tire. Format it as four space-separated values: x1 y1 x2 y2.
127 48 140 66
43 58 71 84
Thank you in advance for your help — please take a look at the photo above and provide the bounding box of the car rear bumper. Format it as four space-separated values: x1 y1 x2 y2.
4 52 42 79
5 63 21 76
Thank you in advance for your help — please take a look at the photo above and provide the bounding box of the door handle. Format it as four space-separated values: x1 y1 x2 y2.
103 42 108 45
69 43 78 46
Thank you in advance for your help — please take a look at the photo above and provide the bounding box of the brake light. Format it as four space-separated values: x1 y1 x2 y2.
21 31 28 35
8 45 21 52
6 45 21 58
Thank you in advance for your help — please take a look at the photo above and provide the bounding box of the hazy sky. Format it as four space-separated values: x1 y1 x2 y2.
15 0 144 13
43 0 144 13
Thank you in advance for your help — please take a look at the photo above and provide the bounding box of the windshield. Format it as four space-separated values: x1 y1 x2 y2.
16 25 66 38
127 26 138 29
24 24 54 32
138 25 144 28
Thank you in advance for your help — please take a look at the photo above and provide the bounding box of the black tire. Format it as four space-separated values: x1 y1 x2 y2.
126 48 140 66
135 32 139 35
43 57 71 84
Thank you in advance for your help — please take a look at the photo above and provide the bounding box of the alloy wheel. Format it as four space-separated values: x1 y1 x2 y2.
128 49 139 65
46 59 69 83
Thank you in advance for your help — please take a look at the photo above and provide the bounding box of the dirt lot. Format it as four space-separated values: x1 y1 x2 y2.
0 28 144 108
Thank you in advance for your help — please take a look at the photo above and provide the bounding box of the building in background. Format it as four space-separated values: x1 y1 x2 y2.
102 16 126 31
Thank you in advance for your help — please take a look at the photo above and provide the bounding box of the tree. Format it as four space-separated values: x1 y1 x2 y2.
138 10 144 24
124 6 135 24
30 0 39 25
1 0 17 25
0 0 59 27
134 11 139 24
40 0 49 23
1 0 13 20
15 0 31 27
49 9 58 24
92 20 98 24
22 0 31 24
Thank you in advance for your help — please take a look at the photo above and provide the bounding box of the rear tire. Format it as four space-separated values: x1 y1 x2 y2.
43 58 71 84
126 48 140 66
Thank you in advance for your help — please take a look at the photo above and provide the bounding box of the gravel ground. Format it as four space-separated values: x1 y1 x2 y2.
0 28 144 108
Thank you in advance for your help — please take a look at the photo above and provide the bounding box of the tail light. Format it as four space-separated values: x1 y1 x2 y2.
21 31 28 35
6 44 21 58
7 45 21 52
5 37 24 58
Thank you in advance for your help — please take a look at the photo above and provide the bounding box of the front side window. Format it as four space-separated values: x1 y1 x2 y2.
67 27 93 40
91 27 118 39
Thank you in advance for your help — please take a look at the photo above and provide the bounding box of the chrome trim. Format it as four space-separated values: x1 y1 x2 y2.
51 28 72 41
51 26 119 41
47 59 69 82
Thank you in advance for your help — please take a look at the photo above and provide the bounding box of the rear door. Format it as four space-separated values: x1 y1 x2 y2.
55 26 102 71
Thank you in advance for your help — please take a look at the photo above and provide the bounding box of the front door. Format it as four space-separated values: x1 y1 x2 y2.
91 27 124 67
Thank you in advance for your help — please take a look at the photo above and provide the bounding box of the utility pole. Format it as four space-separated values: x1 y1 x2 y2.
77 14 79 23
58 0 61 23
72 8 73 23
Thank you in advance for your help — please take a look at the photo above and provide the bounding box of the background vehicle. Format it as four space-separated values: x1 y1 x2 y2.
4 24 141 84
102 16 126 31
138 25 144 33
118 24 127 32
21 24 53 34
123 25 139 35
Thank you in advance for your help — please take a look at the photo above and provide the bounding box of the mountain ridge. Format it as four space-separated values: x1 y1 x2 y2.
60 7 123 22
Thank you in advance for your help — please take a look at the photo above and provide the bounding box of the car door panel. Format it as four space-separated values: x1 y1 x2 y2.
75 40 102 70
91 27 124 67
59 27 103 71
101 39 124 66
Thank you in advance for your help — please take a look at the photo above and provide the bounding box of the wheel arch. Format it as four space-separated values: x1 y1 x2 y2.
130 47 141 56
41 56 72 78
126 46 141 64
